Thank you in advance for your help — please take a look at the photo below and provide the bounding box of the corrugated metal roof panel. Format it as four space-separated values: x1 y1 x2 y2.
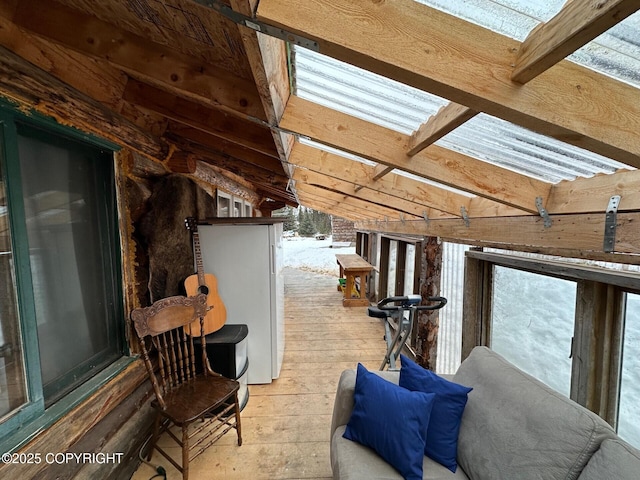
418 0 640 88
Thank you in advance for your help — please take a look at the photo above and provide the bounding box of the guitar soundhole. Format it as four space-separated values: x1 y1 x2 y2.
198 285 210 295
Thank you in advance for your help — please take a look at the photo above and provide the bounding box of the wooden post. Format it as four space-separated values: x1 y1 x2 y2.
416 236 442 370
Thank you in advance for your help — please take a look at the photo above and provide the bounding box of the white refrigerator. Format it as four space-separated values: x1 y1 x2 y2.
198 220 284 384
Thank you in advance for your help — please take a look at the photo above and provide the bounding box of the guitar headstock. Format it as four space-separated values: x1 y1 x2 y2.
184 217 198 233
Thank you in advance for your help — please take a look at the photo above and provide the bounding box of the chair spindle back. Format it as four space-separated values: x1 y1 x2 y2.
131 294 209 409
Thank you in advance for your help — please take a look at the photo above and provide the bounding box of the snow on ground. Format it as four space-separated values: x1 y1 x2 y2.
282 235 355 276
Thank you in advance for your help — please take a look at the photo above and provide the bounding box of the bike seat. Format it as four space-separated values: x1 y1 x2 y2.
367 306 388 318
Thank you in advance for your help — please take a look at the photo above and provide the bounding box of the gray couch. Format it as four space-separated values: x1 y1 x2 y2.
330 346 640 480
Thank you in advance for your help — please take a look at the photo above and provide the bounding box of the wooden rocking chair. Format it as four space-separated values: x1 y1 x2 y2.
131 294 242 480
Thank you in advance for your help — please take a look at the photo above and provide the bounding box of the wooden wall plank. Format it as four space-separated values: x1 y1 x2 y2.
0 361 149 480
0 45 167 160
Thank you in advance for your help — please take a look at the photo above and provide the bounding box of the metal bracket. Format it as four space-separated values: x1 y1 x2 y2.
603 195 621 253
535 197 552 228
422 211 429 226
399 213 405 223
460 206 470 227
193 0 320 51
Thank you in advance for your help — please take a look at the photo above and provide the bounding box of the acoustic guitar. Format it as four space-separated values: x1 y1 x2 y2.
184 217 227 335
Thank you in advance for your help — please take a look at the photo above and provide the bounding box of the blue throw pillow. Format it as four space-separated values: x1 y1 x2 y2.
399 354 472 473
344 363 436 480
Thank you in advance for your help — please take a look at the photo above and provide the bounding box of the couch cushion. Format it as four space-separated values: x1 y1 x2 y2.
453 347 617 480
399 354 472 473
332 426 470 480
578 438 640 480
343 363 436 480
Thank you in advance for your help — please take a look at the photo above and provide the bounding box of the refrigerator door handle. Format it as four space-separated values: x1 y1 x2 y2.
271 244 275 274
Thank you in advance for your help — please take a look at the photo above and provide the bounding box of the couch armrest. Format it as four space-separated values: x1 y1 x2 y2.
330 369 357 440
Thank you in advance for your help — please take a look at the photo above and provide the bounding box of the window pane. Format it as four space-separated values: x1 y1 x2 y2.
218 194 230 217
387 240 397 296
491 266 575 396
618 293 640 447
0 155 28 419
18 129 121 406
403 244 415 295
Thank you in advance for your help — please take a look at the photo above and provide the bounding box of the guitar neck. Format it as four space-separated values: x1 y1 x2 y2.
193 231 206 286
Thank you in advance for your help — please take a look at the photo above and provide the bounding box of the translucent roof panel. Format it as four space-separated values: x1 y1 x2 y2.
293 46 630 184
417 0 640 88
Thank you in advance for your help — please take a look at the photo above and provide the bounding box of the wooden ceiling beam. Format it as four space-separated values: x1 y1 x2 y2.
165 123 285 174
548 169 640 214
293 167 455 220
258 0 640 167
290 142 467 216
355 211 640 257
407 103 478 156
297 183 412 220
296 195 364 221
291 142 527 218
12 0 266 121
123 79 278 158
230 0 294 168
296 189 365 219
512 0 640 84
296 184 401 220
290 142 465 215
281 96 550 213
181 144 289 192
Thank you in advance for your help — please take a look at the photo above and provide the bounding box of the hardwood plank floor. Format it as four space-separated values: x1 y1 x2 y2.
130 267 386 480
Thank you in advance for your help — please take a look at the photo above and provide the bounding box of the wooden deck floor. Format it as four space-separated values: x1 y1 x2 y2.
130 267 387 480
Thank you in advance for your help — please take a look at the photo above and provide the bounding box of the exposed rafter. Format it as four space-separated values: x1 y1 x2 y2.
281 96 551 213
289 142 527 218
296 184 408 220
407 103 478 157
258 0 640 167
512 0 640 84
123 79 278 158
292 167 455 220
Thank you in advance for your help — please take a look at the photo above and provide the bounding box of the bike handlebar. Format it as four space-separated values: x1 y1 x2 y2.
376 294 447 311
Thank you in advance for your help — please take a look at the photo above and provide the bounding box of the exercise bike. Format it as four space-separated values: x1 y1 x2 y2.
368 294 447 371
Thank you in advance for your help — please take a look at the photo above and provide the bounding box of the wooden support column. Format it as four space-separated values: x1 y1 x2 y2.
461 248 490 361
416 236 442 370
572 281 624 425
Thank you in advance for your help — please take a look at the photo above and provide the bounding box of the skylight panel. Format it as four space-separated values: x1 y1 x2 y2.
292 46 631 185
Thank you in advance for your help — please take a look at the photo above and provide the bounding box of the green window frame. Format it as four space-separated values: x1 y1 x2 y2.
0 102 126 449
